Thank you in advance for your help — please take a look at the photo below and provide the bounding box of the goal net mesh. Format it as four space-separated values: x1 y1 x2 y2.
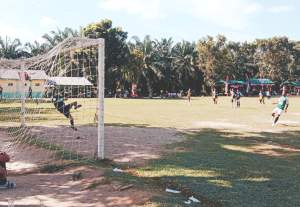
0 37 104 161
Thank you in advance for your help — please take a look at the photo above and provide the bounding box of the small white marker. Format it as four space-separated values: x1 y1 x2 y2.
113 168 124 173
165 188 181 194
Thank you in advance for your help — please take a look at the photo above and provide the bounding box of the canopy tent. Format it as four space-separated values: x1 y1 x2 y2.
216 80 245 86
281 80 300 88
249 79 274 86
215 80 246 95
292 81 300 88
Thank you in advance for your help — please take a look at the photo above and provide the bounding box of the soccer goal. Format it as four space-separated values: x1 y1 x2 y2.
0 37 105 160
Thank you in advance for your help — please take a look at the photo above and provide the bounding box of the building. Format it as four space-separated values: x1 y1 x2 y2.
0 69 48 99
47 77 94 98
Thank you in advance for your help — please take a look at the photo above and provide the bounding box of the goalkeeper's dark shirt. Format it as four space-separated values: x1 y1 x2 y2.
53 95 65 113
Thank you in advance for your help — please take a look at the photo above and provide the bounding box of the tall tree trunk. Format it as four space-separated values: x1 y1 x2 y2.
201 84 206 95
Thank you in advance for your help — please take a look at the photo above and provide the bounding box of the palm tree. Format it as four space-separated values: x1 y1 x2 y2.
24 41 49 56
42 27 80 48
127 35 162 97
171 41 198 90
0 36 26 59
153 38 174 91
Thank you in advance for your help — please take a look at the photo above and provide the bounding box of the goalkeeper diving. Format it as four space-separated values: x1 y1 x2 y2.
52 89 82 130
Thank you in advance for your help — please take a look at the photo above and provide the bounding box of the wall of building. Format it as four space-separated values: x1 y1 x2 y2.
0 79 46 99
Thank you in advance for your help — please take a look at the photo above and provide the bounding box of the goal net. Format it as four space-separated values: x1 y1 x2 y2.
0 37 105 161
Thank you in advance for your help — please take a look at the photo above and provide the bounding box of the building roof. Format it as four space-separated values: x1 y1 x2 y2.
0 69 48 80
48 77 93 86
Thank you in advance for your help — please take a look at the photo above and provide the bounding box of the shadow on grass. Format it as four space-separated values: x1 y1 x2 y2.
108 128 300 207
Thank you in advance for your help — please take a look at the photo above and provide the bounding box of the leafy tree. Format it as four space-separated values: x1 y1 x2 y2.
227 41 258 80
82 19 129 92
255 37 295 81
197 35 232 91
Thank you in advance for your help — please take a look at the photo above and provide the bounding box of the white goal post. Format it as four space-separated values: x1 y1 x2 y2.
97 39 105 160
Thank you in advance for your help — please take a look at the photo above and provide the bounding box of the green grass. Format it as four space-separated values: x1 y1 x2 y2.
104 97 300 207
1 96 300 206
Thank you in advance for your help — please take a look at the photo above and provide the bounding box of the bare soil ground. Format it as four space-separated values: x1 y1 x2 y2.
0 126 182 207
28 125 183 165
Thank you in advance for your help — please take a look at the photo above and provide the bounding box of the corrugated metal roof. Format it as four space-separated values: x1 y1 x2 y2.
26 70 48 80
0 69 48 80
0 69 20 79
48 77 93 86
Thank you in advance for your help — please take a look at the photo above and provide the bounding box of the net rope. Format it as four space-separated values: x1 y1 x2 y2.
0 37 103 161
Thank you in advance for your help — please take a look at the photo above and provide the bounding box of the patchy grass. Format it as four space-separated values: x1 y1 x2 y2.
135 129 300 207
104 97 300 207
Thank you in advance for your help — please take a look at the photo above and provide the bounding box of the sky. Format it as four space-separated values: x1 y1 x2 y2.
0 0 299 43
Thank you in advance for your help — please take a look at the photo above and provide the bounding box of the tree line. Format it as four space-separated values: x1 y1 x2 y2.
1 19 300 96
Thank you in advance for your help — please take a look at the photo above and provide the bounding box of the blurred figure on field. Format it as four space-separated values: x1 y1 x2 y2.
187 88 192 103
212 88 218 104
259 90 265 104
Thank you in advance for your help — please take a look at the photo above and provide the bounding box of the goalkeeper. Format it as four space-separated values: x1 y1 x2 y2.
52 89 82 130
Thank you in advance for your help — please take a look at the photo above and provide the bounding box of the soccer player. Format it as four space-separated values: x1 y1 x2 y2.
212 88 218 104
259 90 265 104
0 85 3 100
271 89 289 126
187 88 191 103
230 88 235 108
52 90 82 130
236 89 241 108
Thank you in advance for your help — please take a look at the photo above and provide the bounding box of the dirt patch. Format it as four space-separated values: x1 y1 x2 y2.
27 125 183 166
0 126 181 206
0 130 55 174
0 165 154 207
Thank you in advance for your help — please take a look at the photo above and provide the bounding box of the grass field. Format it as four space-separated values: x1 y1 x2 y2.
1 96 300 206
104 97 300 207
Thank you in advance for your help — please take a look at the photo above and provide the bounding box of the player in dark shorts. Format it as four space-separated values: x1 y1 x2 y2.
259 90 265 104
212 88 218 104
187 88 191 103
236 89 241 108
52 91 82 130
230 88 235 108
